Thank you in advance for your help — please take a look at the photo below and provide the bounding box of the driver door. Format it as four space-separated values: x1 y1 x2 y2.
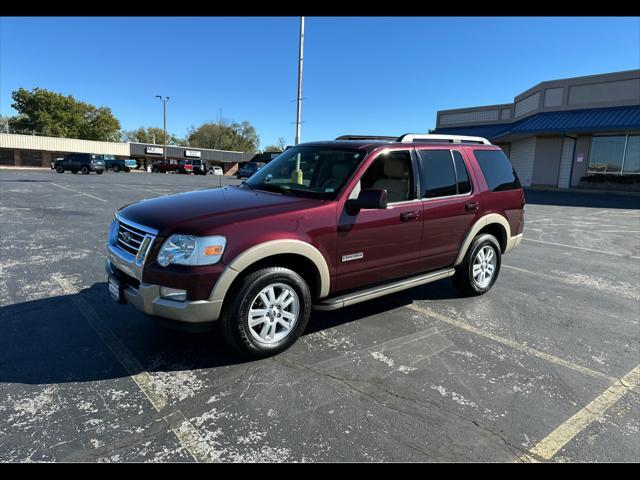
336 149 424 292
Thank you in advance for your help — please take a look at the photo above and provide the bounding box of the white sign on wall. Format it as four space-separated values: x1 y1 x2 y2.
576 153 584 163
185 150 201 158
146 146 164 155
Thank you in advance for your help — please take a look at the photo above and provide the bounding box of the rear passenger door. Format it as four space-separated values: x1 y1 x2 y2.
417 148 479 272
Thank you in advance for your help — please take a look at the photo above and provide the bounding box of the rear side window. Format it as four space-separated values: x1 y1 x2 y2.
418 150 457 198
452 151 471 194
474 149 521 192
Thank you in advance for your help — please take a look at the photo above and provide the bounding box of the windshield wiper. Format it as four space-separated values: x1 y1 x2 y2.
241 180 254 190
253 183 297 197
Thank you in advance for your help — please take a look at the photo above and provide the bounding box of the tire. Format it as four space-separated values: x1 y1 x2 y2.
220 267 312 358
452 233 501 296
113 165 120 173
96 171 103 175
152 167 160 173
55 165 64 173
71 170 78 174
81 166 90 175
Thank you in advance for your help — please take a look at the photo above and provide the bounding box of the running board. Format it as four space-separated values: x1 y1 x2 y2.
313 268 455 311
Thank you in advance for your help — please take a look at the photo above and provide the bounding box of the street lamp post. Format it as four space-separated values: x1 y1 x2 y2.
291 16 305 185
155 95 170 161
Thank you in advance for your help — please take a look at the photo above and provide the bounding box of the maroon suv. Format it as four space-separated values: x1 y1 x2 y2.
106 134 524 357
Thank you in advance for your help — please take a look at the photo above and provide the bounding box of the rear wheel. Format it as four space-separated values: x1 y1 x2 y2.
220 267 311 358
152 167 160 173
453 233 501 296
81 166 90 174
55 165 64 173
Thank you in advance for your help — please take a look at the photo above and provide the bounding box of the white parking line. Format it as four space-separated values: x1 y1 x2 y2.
50 182 108 202
523 238 640 259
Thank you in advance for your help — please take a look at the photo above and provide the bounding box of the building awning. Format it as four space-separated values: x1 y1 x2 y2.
434 105 640 141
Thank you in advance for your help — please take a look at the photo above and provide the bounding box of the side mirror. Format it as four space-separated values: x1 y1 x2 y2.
346 189 388 213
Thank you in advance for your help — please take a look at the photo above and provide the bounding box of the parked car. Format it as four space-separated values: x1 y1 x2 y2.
236 162 265 179
125 159 138 170
178 159 207 175
105 134 524 358
151 159 180 173
54 154 105 174
208 166 224 176
104 157 130 173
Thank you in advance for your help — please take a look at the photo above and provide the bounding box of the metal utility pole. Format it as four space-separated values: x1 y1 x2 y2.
156 95 170 160
295 16 304 145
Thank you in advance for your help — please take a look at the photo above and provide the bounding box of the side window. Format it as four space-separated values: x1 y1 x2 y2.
452 151 471 194
418 149 457 198
474 149 521 192
359 150 415 203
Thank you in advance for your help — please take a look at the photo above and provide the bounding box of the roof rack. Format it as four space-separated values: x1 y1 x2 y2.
335 135 398 141
397 134 492 145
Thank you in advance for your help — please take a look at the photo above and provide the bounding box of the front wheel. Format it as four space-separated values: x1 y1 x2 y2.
55 165 64 173
152 167 160 173
113 165 120 173
81 166 90 174
220 267 311 358
452 233 501 296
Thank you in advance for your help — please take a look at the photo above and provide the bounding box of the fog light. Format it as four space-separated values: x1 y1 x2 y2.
160 287 187 302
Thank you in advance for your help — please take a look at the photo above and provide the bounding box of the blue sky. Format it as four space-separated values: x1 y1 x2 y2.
1 16 639 149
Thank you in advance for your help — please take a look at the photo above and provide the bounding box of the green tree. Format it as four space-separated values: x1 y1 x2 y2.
8 88 121 141
122 127 185 145
187 120 260 152
264 137 289 152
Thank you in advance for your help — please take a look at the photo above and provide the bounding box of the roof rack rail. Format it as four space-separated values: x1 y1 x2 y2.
335 135 398 141
397 134 492 145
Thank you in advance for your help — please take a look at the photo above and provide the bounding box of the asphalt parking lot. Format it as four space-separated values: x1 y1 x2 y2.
0 168 638 462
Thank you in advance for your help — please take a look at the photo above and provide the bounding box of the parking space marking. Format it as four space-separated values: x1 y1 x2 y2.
115 183 168 196
501 264 640 301
523 238 640 259
53 274 218 463
50 182 108 202
406 303 616 383
529 364 640 460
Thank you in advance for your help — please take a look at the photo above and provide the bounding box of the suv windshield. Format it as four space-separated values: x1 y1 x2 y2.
245 146 366 199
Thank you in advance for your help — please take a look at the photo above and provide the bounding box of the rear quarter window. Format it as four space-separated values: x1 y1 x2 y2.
473 149 521 192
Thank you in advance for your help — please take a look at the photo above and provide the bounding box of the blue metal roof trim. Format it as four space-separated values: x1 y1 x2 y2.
506 106 640 135
434 106 640 141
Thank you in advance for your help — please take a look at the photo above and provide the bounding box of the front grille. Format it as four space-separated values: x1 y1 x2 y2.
116 220 149 257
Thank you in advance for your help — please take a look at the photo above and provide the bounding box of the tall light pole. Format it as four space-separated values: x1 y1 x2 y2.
295 16 304 145
155 95 169 161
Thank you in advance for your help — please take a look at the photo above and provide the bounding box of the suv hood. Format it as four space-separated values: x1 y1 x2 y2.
118 185 322 236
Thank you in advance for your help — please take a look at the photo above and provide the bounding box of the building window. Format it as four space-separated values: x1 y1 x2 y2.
0 149 15 165
623 135 640 174
20 150 43 167
587 135 640 175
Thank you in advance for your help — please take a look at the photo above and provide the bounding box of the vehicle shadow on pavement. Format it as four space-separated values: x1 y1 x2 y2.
523 189 640 209
0 279 460 386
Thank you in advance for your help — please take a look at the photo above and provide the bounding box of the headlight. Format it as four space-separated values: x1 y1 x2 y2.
157 234 226 267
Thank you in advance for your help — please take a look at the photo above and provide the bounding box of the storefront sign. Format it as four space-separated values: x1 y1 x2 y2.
146 146 164 155
577 153 584 163
185 150 201 158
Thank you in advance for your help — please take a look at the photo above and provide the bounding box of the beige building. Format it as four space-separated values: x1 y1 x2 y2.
433 69 640 189
0 133 260 174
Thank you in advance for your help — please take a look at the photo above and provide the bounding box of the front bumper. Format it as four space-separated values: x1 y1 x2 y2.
106 253 223 325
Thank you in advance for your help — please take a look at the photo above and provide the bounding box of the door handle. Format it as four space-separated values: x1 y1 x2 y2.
400 211 419 221
465 202 480 212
